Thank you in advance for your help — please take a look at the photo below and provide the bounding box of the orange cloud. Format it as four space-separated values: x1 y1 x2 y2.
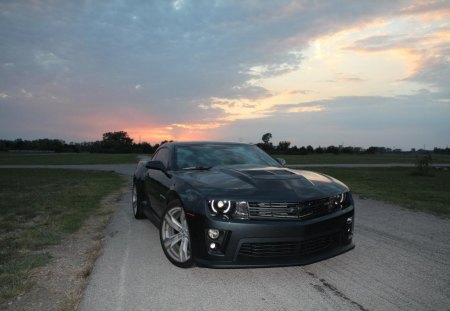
171 122 227 130
398 1 450 21
288 105 324 113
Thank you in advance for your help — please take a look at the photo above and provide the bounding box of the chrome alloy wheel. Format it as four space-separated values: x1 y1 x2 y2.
161 206 191 263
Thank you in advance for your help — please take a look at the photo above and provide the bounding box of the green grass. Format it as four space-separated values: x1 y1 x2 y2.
314 167 450 217
3 152 450 166
277 153 450 164
0 152 140 165
0 169 123 302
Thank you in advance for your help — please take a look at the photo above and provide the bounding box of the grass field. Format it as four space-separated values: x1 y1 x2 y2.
0 152 140 165
2 152 450 166
278 153 450 164
314 167 450 217
0 169 123 302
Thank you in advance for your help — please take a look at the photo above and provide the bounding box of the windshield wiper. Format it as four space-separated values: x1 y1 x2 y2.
181 166 212 171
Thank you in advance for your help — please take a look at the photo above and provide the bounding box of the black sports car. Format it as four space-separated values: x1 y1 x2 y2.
132 142 354 268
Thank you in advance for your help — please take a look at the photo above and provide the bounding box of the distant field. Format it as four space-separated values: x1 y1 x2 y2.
2 152 450 166
314 167 450 217
0 152 140 165
277 153 450 164
0 169 123 302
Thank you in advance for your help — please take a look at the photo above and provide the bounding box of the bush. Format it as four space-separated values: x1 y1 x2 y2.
414 154 433 176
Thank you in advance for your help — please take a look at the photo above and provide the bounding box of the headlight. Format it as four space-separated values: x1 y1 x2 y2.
209 200 232 214
208 200 248 219
330 192 351 210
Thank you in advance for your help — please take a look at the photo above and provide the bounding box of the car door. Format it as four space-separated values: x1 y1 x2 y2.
144 147 172 218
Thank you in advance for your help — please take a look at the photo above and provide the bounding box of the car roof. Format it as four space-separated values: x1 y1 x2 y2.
160 141 252 148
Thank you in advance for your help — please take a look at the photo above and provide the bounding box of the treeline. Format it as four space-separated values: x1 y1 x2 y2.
256 142 450 155
256 133 450 155
1 131 449 155
0 131 164 154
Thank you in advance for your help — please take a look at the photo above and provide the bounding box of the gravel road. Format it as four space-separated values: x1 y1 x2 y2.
74 167 449 311
2 164 449 310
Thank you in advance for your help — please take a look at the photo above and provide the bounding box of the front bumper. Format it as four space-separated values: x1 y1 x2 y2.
187 206 355 268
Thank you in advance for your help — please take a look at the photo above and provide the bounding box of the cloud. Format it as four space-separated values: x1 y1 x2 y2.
289 89 313 95
0 1 419 103
34 50 67 70
287 105 324 113
213 92 450 149
0 0 449 148
20 89 33 98
345 25 450 90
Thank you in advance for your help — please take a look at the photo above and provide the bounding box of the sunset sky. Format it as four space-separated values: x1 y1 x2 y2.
1 0 449 149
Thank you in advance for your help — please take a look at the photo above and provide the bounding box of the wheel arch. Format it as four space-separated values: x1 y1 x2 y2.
133 176 145 198
166 190 182 206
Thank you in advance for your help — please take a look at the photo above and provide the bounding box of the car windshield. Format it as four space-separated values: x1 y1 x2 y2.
174 144 280 170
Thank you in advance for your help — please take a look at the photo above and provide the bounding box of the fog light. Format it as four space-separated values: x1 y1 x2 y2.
210 242 216 249
346 217 353 224
208 229 220 240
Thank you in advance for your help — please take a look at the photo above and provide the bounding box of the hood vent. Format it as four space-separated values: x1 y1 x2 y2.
242 170 296 177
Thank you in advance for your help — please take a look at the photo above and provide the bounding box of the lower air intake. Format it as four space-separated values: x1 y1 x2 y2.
237 234 334 261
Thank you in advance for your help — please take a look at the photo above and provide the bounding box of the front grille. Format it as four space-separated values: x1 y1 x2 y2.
248 197 338 220
238 235 334 260
248 202 300 219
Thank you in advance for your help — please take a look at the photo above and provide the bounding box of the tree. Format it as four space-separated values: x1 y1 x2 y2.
101 131 133 153
342 146 354 154
315 146 324 154
326 145 339 154
366 146 379 154
262 133 272 145
277 141 291 151
102 131 133 145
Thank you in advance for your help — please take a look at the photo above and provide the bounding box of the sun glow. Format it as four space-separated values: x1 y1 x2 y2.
125 122 227 143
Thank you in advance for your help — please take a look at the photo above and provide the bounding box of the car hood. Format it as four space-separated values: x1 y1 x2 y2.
176 166 349 202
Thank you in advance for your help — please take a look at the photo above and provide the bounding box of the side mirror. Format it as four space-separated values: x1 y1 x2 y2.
276 158 286 166
145 160 167 171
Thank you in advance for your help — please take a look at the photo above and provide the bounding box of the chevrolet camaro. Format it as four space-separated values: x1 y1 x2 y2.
132 142 354 268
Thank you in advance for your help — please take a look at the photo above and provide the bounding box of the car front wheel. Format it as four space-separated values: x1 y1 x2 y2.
160 199 193 268
132 183 145 219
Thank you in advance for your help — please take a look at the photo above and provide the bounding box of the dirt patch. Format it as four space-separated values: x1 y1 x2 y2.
2 180 129 311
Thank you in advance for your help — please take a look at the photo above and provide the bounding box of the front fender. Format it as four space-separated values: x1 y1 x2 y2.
165 178 205 215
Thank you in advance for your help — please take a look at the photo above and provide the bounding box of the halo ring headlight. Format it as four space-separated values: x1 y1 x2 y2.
222 201 231 213
210 200 231 214
210 200 218 213
208 200 249 219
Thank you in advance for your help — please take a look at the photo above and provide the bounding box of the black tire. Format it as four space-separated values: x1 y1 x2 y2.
160 199 194 268
132 182 145 219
